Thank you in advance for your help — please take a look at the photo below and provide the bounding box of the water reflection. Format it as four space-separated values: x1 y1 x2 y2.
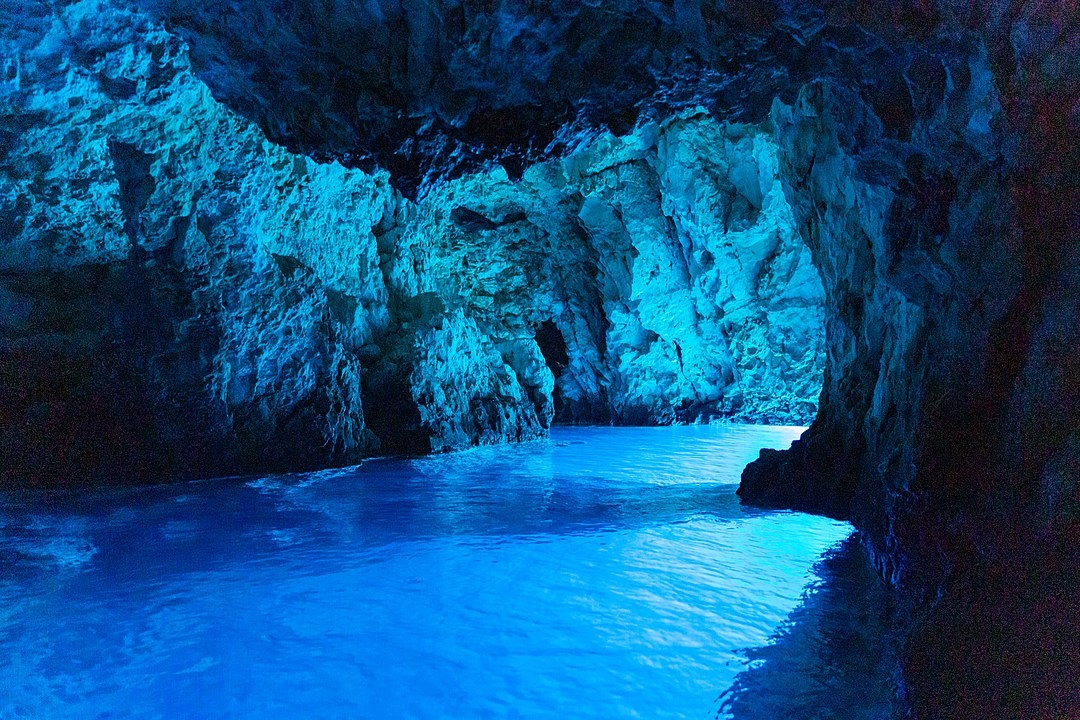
0 425 863 719
721 535 904 720
2 426 811 581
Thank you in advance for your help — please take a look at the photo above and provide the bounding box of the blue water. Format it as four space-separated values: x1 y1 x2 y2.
0 426 852 719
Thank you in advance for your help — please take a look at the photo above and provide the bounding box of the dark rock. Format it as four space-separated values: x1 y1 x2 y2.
450 206 498 232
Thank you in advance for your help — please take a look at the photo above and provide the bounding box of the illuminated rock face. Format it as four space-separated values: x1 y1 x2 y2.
0 3 823 483
396 116 824 429
0 7 396 481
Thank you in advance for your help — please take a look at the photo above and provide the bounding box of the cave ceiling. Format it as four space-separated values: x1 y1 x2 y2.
145 0 951 198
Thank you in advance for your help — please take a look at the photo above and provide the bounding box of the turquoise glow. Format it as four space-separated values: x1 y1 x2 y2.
0 426 851 718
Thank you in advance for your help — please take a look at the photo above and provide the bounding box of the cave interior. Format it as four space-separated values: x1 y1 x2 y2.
1 0 1079 717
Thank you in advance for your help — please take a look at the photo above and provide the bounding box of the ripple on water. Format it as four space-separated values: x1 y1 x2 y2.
0 426 857 719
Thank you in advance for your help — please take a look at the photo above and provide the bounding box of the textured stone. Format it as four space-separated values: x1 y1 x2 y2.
392 113 825 427
0 1 826 486
145 0 803 197
738 4 1080 602
0 2 395 482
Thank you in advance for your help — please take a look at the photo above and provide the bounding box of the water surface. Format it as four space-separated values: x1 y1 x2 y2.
1 425 853 719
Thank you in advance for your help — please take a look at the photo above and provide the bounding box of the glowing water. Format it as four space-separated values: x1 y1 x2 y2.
0 426 851 719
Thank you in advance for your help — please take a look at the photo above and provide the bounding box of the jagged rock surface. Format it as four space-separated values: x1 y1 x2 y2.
146 0 816 198
393 114 824 427
737 3 1080 602
0 5 398 482
0 1 825 486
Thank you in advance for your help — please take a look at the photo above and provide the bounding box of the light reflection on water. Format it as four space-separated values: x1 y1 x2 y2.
1 426 857 719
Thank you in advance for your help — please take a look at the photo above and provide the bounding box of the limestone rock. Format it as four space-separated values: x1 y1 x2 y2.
0 2 393 481
0 1 826 485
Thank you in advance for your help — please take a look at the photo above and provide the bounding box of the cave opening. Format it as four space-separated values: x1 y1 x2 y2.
534 320 570 379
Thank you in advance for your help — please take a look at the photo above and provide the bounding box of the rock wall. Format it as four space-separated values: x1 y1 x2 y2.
738 2 1080 599
0 1 824 486
393 115 824 427
0 4 397 483
732 5 1080 715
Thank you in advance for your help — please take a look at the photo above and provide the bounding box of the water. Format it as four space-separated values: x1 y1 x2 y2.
0 425 854 719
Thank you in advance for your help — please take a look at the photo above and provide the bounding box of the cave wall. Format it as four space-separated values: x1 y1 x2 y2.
733 4 1080 712
0 1 824 486
393 114 823 427
742 62 1019 584
738 2 1080 600
0 5 398 482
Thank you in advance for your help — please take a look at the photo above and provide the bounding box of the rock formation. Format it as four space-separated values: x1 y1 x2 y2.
1 5 396 482
0 1 824 485
397 115 824 428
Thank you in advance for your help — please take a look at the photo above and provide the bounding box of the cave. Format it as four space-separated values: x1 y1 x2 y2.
1 1 1078 718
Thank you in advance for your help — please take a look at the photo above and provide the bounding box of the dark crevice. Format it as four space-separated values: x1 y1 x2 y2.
107 138 156 243
535 320 570 379
534 319 570 419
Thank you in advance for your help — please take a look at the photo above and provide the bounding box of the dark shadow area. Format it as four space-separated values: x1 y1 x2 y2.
722 535 905 720
723 531 1080 720
358 365 433 456
0 262 213 487
904 533 1080 720
535 319 570 380
535 319 571 418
